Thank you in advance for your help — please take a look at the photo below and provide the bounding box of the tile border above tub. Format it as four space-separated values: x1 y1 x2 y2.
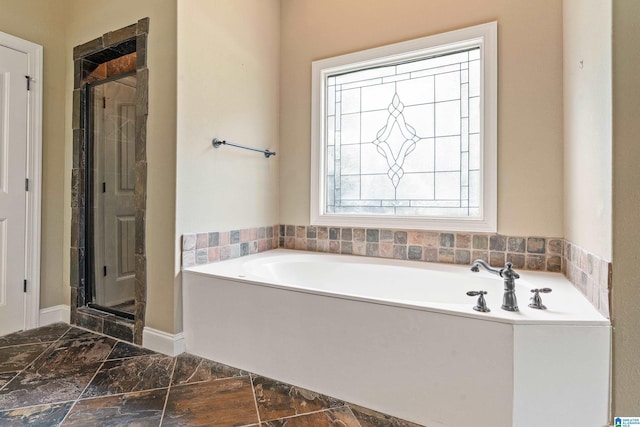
278 224 564 274
563 241 611 318
181 225 279 268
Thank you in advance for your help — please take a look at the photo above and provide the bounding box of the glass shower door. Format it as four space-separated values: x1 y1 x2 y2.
89 74 137 316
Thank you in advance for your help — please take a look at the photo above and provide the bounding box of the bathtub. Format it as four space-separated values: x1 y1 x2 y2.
182 249 610 427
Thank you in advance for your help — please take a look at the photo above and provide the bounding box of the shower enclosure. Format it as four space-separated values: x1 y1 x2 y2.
86 74 137 317
70 18 149 343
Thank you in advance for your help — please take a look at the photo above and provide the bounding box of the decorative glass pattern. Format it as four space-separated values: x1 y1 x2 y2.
325 48 481 218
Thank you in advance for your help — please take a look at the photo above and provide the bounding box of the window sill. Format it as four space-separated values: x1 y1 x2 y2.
310 213 497 233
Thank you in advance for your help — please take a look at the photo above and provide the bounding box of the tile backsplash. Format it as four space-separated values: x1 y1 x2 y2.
181 225 279 268
180 225 611 318
278 224 564 273
563 241 611 318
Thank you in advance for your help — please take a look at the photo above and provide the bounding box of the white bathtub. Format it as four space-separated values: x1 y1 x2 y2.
182 249 610 427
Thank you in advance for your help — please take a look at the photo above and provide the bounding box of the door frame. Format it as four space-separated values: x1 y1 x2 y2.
71 18 149 344
0 32 43 330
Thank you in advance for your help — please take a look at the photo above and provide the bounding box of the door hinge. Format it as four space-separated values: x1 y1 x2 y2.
103 266 107 277
25 178 29 191
23 279 27 293
25 75 31 91
102 182 106 193
102 97 106 109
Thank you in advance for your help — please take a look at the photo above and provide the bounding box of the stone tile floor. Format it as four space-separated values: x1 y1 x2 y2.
0 323 423 426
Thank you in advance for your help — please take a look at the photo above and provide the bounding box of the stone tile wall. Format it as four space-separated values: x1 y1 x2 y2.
563 241 611 318
75 307 135 342
278 224 564 273
181 225 279 268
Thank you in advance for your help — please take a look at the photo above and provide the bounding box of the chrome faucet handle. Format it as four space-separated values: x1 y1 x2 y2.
528 288 552 310
467 290 490 313
500 262 520 280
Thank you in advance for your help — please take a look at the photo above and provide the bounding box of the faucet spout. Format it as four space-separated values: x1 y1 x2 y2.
470 259 520 312
470 259 501 275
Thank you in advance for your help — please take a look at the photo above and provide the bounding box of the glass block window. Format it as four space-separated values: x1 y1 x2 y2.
311 23 497 231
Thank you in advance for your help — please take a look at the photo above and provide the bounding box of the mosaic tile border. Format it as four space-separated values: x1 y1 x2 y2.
181 225 279 268
278 224 564 273
563 241 611 318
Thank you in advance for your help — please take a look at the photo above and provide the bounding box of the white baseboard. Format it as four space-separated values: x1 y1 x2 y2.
39 305 70 326
142 326 185 356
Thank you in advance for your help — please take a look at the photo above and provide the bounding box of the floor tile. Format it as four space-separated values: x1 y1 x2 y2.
262 406 361 427
60 327 104 342
349 404 424 427
0 372 17 389
0 401 74 426
0 325 422 426
0 323 70 348
0 343 50 373
62 388 167 426
81 354 174 398
107 341 159 360
0 362 102 410
252 376 342 422
171 353 247 386
30 335 116 374
162 377 259 426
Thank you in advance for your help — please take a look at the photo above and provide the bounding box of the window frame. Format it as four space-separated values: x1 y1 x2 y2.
310 21 497 232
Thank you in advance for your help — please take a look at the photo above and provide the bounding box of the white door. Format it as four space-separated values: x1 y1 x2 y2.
0 44 28 335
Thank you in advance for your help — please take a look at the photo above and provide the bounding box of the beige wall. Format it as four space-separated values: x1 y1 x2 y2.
176 0 280 235
175 0 280 331
563 0 612 261
0 1 68 309
62 0 178 333
612 0 640 415
279 0 564 237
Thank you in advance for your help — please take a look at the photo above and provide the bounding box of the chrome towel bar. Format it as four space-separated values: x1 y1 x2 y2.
212 138 276 158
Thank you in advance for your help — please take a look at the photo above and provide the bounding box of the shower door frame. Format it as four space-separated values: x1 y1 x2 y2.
70 19 149 344
85 71 137 320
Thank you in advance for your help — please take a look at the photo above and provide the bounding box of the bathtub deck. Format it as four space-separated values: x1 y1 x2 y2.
185 249 610 326
0 323 422 426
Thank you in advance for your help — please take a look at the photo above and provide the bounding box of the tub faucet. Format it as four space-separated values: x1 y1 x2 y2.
470 260 520 312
